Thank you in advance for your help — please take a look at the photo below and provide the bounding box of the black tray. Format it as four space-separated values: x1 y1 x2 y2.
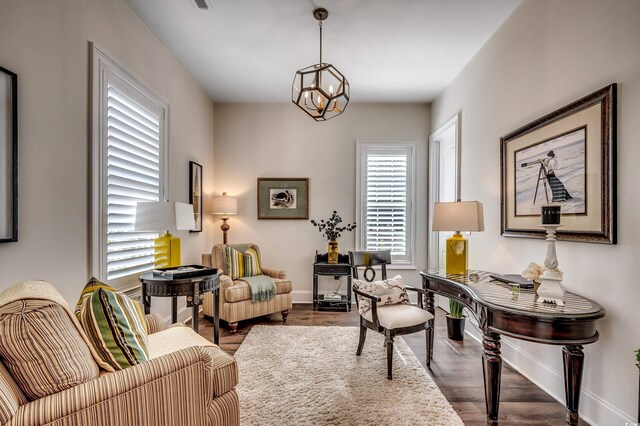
489 273 534 288
152 265 218 279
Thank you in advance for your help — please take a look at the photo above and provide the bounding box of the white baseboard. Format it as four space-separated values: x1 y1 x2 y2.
164 305 193 326
464 318 633 425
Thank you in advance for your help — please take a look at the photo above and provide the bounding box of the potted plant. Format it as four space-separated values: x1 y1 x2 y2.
310 211 356 264
447 299 465 341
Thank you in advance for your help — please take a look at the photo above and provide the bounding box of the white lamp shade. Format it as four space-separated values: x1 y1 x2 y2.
134 201 196 232
212 193 238 215
432 201 485 232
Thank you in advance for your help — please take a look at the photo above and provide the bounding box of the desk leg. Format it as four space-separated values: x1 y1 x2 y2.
482 331 502 425
192 302 199 332
313 274 318 311
563 345 584 426
425 291 435 367
214 287 220 346
171 296 177 324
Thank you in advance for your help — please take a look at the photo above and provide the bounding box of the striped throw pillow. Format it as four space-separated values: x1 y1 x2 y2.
225 245 262 279
0 299 100 400
76 278 149 371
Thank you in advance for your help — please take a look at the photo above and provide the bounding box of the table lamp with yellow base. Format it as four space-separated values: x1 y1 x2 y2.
135 201 196 268
432 201 485 275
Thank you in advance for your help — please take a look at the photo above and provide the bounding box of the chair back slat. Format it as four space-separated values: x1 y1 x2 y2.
349 250 391 282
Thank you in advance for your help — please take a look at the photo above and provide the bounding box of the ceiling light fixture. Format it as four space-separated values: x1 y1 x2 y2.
292 8 350 122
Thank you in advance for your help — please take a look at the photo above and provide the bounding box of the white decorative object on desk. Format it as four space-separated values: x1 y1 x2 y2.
537 224 566 306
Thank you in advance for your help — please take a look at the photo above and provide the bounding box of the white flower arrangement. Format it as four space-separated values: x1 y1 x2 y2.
521 262 545 282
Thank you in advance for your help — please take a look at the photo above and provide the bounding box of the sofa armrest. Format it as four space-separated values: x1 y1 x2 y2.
262 267 286 280
13 346 234 426
145 312 167 334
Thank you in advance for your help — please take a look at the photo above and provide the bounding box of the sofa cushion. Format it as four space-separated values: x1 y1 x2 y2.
225 245 262 279
353 275 410 316
0 362 27 424
76 284 150 371
225 278 292 303
148 327 238 396
0 299 100 400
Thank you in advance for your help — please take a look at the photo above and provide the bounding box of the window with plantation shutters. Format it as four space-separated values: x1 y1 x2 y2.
92 44 168 285
356 142 416 265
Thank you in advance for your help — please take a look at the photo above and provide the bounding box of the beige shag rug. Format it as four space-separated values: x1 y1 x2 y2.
234 325 464 426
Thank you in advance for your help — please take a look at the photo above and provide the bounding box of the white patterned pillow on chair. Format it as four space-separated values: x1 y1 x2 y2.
353 275 410 316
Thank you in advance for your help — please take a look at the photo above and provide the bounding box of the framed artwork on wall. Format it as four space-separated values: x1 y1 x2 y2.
501 84 616 244
189 161 203 232
0 66 17 243
257 177 309 220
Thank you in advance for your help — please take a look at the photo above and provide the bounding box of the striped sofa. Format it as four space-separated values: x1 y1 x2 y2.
202 243 293 332
0 283 239 426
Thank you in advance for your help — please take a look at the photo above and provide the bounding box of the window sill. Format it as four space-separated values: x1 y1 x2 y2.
387 264 418 270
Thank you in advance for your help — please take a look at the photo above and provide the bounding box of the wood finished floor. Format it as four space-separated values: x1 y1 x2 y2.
195 304 588 426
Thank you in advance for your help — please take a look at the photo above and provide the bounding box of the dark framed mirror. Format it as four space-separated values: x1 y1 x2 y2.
0 66 17 243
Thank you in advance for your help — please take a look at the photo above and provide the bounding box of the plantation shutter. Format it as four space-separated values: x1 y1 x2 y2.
106 84 162 280
365 152 409 257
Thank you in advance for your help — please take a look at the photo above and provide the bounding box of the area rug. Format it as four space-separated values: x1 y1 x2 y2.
234 325 464 425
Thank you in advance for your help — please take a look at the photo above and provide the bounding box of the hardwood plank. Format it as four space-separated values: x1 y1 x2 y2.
195 304 588 425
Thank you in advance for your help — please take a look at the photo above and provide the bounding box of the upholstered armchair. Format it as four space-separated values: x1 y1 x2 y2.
202 243 293 332
0 281 239 426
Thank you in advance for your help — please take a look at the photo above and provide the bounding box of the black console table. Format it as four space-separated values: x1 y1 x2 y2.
139 271 220 345
313 252 352 311
420 269 605 426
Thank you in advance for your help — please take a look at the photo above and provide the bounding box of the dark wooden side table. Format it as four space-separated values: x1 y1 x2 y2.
139 272 221 345
313 252 352 311
420 269 605 426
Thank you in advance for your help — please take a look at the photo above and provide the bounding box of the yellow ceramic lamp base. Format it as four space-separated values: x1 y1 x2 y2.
154 232 181 268
445 232 468 275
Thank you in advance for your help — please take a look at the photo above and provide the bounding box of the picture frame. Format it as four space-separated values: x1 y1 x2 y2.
500 84 616 244
0 66 17 243
189 161 202 232
257 177 309 220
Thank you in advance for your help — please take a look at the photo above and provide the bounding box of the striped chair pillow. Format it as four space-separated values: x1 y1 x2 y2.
225 245 262 279
76 278 149 371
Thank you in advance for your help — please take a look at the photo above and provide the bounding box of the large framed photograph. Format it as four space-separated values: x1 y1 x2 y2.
501 84 616 244
189 161 202 232
0 66 17 243
257 178 309 220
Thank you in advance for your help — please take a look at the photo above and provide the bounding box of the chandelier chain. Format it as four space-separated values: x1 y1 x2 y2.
319 21 323 65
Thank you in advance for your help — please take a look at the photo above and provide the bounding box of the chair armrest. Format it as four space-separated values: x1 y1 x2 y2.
14 346 227 425
405 285 428 309
202 253 213 267
145 312 167 334
405 285 427 294
353 288 382 329
262 267 286 280
353 287 382 302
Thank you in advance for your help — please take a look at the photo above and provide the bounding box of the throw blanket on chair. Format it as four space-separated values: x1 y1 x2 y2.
238 275 277 303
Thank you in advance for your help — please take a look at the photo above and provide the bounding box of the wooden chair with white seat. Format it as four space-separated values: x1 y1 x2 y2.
349 250 434 379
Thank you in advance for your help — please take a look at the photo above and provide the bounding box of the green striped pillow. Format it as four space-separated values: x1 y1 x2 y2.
225 245 262 279
76 279 149 371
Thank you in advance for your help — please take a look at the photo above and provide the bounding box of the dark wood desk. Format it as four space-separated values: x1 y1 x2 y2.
313 252 352 311
420 269 605 426
139 272 220 345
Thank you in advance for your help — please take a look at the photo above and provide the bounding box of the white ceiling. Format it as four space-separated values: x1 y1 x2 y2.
125 0 522 103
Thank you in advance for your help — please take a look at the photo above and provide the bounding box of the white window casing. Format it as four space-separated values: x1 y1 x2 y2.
356 141 417 266
91 42 169 287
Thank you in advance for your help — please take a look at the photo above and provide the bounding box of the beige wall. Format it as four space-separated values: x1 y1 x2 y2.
213 103 430 301
0 0 215 311
432 0 640 423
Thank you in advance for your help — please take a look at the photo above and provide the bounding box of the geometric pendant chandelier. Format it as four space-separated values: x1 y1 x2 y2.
292 8 350 121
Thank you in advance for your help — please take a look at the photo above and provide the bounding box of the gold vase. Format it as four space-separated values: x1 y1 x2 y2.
327 240 339 264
